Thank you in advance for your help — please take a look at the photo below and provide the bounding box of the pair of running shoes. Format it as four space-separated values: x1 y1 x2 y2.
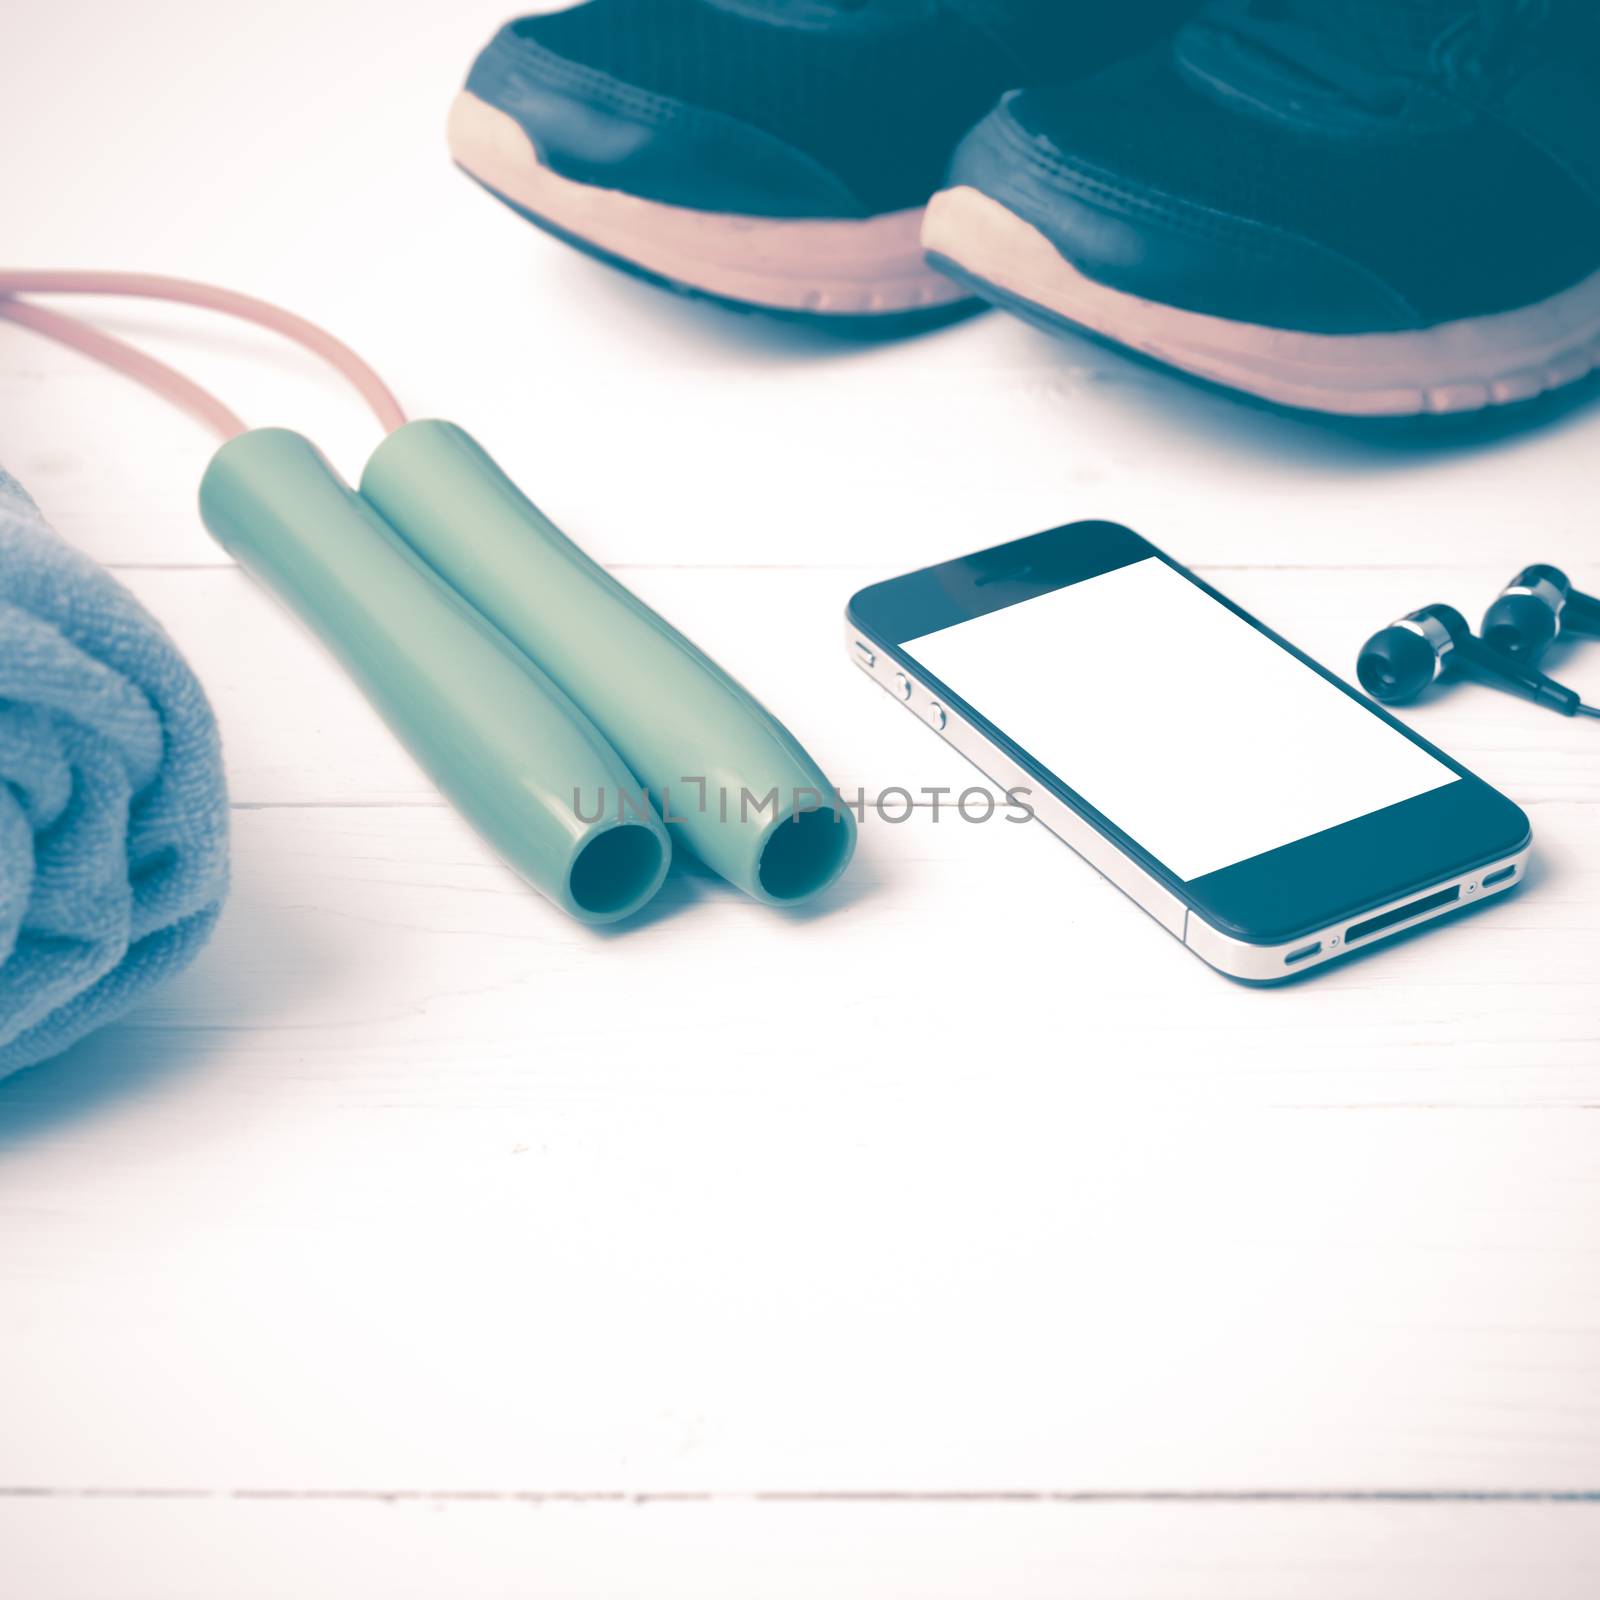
450 0 1600 418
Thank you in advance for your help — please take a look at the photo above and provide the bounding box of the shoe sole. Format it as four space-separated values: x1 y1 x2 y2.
924 185 1600 416
449 91 969 319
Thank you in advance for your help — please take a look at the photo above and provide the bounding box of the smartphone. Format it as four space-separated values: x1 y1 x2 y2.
845 523 1531 981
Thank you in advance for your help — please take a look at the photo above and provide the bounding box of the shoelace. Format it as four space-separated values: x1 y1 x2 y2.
1206 0 1562 105
1431 0 1555 83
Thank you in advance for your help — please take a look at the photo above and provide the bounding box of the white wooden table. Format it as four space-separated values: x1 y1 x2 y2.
3 4 1598 1594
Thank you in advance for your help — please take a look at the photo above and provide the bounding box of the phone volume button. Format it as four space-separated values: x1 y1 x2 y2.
893 672 912 701
927 701 947 731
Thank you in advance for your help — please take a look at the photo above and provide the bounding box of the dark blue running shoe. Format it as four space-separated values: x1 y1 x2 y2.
451 1 1196 319
925 0 1600 412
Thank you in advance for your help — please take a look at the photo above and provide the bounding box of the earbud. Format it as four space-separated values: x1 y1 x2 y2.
1357 602 1592 717
1480 564 1600 661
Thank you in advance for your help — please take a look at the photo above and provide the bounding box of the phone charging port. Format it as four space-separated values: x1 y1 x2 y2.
1482 864 1517 889
1284 940 1323 967
1346 885 1460 945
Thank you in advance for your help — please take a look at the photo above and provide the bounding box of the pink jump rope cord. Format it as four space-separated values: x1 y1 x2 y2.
0 269 406 438
0 296 249 440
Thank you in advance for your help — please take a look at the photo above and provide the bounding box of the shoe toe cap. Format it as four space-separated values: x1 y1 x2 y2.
947 88 1424 336
463 22 868 219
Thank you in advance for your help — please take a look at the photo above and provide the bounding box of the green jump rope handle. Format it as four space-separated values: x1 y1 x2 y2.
361 420 856 905
198 428 670 924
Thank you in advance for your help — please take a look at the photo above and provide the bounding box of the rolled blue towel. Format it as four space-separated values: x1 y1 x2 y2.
0 470 228 1079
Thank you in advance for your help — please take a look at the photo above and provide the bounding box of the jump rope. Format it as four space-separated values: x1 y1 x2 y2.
0 272 406 440
0 273 856 923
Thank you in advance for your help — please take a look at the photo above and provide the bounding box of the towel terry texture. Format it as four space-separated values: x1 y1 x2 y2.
0 470 228 1079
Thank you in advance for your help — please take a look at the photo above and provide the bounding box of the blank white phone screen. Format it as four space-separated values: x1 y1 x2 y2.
902 557 1458 882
